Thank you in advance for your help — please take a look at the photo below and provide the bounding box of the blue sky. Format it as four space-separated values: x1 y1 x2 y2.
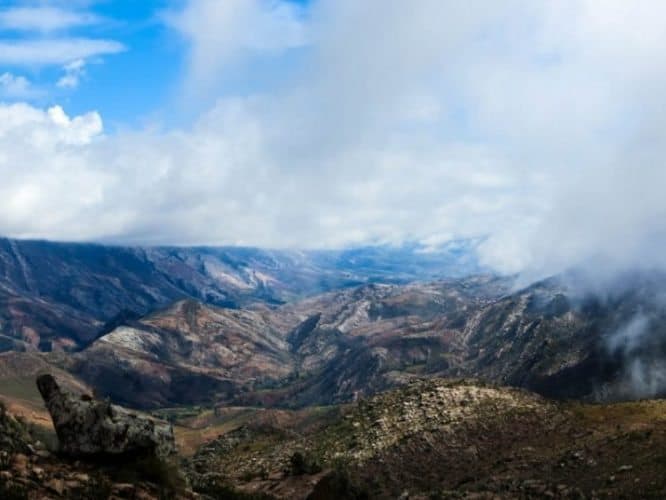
0 1 191 127
0 0 315 128
0 1 665 280
66 1 182 127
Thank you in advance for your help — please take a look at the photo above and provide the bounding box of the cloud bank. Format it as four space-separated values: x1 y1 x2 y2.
1 0 666 279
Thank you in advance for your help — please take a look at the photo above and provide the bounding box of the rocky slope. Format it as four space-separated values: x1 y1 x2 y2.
454 270 666 401
68 300 296 408
0 237 478 352
285 271 666 405
3 373 666 499
15 270 659 409
186 378 666 499
0 395 194 500
3 265 666 410
63 276 508 408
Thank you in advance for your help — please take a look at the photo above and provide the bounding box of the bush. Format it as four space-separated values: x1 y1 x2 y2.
307 467 369 500
290 451 322 475
106 455 186 498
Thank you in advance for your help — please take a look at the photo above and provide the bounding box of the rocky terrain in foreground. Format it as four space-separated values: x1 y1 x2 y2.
186 378 666 499
2 375 666 499
0 382 191 500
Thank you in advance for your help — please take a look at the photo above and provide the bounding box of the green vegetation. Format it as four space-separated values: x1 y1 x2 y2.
0 378 43 405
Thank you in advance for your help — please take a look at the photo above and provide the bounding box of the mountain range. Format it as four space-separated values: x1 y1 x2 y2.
0 236 664 411
2 237 666 498
0 237 480 352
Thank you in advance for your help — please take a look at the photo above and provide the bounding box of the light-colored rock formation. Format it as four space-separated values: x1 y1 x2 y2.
36 374 175 458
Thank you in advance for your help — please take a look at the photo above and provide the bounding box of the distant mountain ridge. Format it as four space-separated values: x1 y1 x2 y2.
3 235 665 411
44 271 666 409
0 237 481 352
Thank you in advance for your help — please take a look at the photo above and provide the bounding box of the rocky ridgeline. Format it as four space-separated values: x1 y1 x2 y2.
324 378 552 462
187 379 665 498
186 378 557 497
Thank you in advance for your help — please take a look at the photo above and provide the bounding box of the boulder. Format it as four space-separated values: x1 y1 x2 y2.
36 374 175 459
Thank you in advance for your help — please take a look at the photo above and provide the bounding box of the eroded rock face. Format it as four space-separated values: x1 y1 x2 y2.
36 374 175 458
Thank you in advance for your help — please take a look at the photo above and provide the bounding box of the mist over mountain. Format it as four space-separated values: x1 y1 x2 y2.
2 2 666 288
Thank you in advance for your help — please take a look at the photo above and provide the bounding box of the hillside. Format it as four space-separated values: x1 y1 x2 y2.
2 376 666 499
13 270 659 411
0 238 478 352
67 300 296 408
186 378 666 499
62 276 509 408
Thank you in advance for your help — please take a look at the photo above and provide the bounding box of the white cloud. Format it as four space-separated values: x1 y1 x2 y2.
0 39 124 66
0 99 523 246
0 6 120 75
1 0 666 282
165 0 308 96
57 59 86 89
0 72 32 98
0 6 101 32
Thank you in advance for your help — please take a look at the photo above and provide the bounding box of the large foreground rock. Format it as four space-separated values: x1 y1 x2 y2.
36 374 176 458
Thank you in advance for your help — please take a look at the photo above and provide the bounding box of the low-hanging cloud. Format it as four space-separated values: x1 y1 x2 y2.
1 0 666 279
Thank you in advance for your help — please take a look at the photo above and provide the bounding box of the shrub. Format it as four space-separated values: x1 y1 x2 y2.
107 455 185 498
307 466 369 500
290 451 322 475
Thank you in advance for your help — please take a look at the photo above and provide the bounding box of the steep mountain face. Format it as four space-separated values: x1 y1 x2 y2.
67 300 298 408
269 276 512 406
75 270 666 408
461 271 666 401
53 277 508 408
65 276 510 407
0 292 97 352
300 271 666 405
0 237 480 352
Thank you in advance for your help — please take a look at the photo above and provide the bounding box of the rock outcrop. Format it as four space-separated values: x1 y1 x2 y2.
36 374 175 458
